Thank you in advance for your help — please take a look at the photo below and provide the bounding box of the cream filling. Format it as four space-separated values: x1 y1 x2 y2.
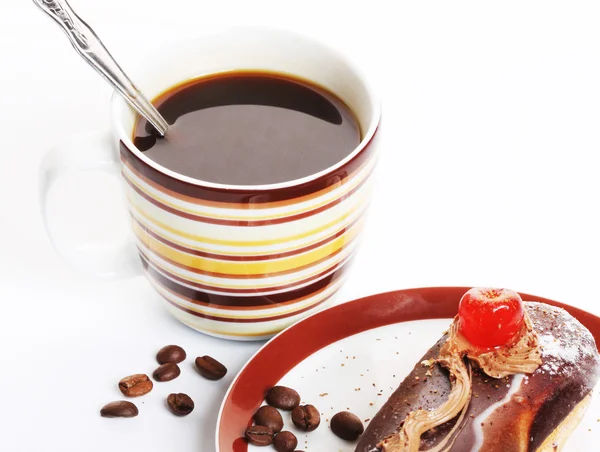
378 313 542 452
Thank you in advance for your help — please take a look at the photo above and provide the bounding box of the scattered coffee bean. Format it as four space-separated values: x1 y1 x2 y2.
265 386 300 411
245 425 274 446
273 431 298 452
195 355 227 380
153 362 181 382
291 404 320 432
167 393 194 416
253 405 283 433
100 401 139 418
331 411 364 441
118 374 153 397
156 345 186 364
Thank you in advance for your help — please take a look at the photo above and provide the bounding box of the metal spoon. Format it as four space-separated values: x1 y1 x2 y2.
32 0 169 136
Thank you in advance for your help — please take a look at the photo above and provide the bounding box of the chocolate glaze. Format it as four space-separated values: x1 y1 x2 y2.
356 302 600 452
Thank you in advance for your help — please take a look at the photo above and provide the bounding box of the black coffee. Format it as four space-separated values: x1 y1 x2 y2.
133 71 361 185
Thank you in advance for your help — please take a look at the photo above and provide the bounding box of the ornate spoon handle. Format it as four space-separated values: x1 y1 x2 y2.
32 0 169 136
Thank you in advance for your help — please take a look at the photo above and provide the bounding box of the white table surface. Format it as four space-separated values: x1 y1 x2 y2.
2 1 600 451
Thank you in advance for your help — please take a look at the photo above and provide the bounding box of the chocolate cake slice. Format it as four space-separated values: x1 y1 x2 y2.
356 302 600 452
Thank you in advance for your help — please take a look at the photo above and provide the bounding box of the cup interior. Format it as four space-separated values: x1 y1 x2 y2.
111 26 380 188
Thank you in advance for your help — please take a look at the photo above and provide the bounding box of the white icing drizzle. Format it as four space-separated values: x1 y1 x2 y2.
470 373 525 452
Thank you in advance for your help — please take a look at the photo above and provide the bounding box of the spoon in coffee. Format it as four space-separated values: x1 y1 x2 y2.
32 0 169 136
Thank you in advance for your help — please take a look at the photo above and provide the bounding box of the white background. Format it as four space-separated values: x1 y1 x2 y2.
2 1 600 451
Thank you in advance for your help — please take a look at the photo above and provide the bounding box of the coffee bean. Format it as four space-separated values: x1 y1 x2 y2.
265 386 300 411
118 374 153 397
273 431 298 452
167 393 194 416
156 345 186 364
291 404 320 431
195 355 227 380
100 401 139 418
153 362 181 382
244 425 274 446
253 405 283 433
330 411 364 441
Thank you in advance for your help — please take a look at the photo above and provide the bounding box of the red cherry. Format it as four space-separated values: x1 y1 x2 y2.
458 288 524 348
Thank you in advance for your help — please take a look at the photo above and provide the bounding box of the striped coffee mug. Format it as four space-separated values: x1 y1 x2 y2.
41 27 381 340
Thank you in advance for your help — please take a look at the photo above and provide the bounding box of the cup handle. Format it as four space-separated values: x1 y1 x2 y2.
39 131 142 279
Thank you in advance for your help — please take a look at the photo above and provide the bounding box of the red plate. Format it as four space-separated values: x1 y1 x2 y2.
216 287 600 451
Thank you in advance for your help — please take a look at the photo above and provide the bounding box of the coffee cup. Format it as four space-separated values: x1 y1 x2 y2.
40 27 381 340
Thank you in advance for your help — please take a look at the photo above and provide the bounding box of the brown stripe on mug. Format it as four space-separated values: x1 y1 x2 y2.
122 165 372 226
139 252 348 300
163 292 336 323
138 247 353 294
130 214 364 262
151 273 338 311
136 237 354 280
134 219 361 279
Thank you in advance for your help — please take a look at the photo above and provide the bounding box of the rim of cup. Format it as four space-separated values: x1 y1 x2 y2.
110 25 382 192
